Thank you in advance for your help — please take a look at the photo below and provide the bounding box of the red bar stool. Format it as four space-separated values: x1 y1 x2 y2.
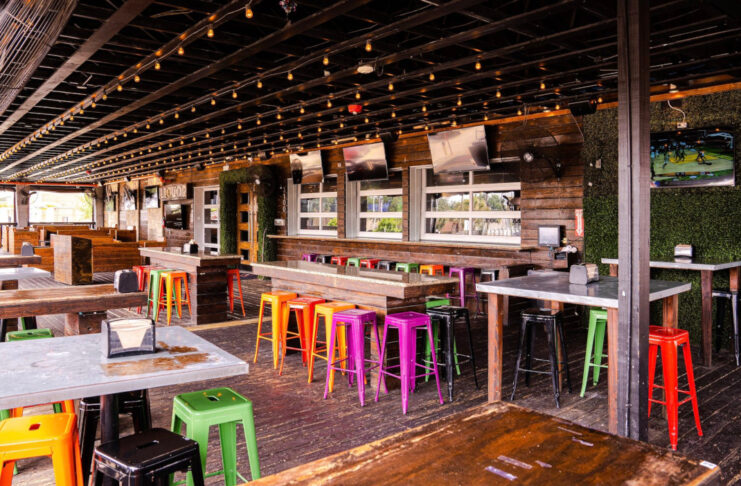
132 265 152 313
359 258 380 269
227 269 245 317
279 296 325 375
254 291 297 369
420 264 444 276
648 326 702 451
330 256 349 266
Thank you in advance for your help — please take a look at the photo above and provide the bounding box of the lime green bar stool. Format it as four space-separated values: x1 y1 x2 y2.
146 268 175 319
6 328 54 341
423 298 461 381
580 308 608 397
395 262 419 273
346 257 362 267
171 387 260 486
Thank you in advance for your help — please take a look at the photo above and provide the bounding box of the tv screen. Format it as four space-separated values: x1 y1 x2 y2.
651 128 734 188
290 151 324 184
427 125 489 174
104 193 117 212
121 189 137 211
144 186 159 209
164 204 187 229
343 142 388 181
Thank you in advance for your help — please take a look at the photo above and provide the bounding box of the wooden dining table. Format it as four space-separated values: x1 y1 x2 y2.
0 254 41 268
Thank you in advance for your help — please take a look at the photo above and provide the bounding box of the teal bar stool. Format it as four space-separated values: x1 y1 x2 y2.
146 268 175 319
580 308 608 397
423 298 461 381
171 387 260 486
346 257 361 267
395 262 419 273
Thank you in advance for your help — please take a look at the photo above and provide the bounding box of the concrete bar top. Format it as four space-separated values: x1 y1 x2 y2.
601 257 741 272
477 273 691 308
0 326 248 409
0 266 50 281
139 247 241 266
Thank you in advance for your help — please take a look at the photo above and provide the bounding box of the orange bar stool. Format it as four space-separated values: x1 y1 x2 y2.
0 401 82 486
648 326 702 451
330 256 349 266
280 296 326 375
359 258 380 269
227 268 246 317
307 301 355 384
156 270 192 326
132 265 152 313
254 290 297 369
420 264 444 276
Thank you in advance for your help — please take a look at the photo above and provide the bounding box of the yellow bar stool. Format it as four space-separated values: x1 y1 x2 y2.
155 270 192 326
420 264 445 276
254 291 297 369
307 301 355 386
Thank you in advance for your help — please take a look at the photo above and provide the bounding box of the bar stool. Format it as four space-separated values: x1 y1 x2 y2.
447 267 479 311
511 309 571 408
254 291 297 369
0 316 38 343
317 255 333 264
375 312 444 414
712 289 739 366
420 264 444 276
280 296 325 375
648 326 702 451
359 258 380 269
480 268 498 282
324 309 384 406
580 308 608 397
146 268 174 318
132 264 152 313
331 256 349 266
171 387 260 485
0 405 82 486
395 262 419 273
156 270 192 326
307 301 355 383
346 257 361 267
78 392 151 486
376 260 395 271
425 305 479 402
227 268 245 317
301 253 318 262
90 428 204 486
5 328 54 341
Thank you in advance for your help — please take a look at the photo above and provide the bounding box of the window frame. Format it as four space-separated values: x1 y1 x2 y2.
0 188 15 224
356 175 403 240
420 169 522 245
297 177 338 236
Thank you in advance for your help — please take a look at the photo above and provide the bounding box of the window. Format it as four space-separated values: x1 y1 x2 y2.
0 189 13 223
29 190 93 223
297 177 337 236
358 171 403 239
421 169 521 244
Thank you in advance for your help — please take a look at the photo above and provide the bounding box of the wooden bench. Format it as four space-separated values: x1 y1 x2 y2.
6 228 40 254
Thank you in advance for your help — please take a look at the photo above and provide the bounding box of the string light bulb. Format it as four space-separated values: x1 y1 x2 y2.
232 90 237 99
323 55 329 66
355 91 361 100
388 81 394 91
211 97 216 106
256 79 262 88
391 111 396 118
300 106 305 114
539 80 546 90
102 93 107 100
326 99 332 108
174 111 179 119
429 72 435 81
154 61 160 70
422 104 427 112
207 25 214 38
517 108 523 116
191 106 196 113
365 39 372 52
116 84 122 92
134 74 140 83
177 46 184 56
496 89 501 98
475 61 481 70
457 97 462 106
245 7 253 18
91 101 96 108
287 71 293 81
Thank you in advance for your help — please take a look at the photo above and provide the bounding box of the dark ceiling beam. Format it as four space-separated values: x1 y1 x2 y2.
0 0 156 137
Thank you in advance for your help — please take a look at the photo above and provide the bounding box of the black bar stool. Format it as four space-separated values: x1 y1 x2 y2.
511 308 571 408
79 391 152 485
317 255 333 264
425 305 479 401
91 428 204 486
712 289 740 366
376 260 396 271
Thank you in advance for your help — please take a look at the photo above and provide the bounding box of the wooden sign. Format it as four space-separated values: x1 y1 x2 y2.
161 183 191 201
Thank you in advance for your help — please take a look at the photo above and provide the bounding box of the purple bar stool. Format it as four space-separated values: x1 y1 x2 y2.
375 311 444 414
447 267 480 313
324 309 385 406
301 253 318 262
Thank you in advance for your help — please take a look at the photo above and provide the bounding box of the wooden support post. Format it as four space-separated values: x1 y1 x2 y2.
487 293 504 402
616 0 650 440
700 270 714 366
662 295 679 329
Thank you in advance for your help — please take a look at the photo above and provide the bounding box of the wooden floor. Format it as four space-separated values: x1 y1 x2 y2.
6 272 741 485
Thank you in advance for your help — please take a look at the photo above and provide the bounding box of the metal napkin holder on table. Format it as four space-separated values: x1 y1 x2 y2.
102 318 156 358
569 264 600 285
674 244 694 259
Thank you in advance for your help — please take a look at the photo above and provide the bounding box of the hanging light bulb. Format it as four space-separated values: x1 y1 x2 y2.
237 122 242 130
256 79 263 89
232 90 237 99
496 89 501 98
457 97 462 106
355 91 361 100
146 122 150 129
245 7 253 18
517 108 523 116
391 111 396 118
91 101 96 108
256 117 261 125
300 106 305 114
323 55 329 66
191 106 196 113
364 117 369 123
154 61 160 70
134 74 140 83
475 61 481 70
177 46 184 56
365 39 372 52
555 103 560 110
429 72 435 81
116 84 122 92
388 81 394 91
326 99 332 108
102 93 107 100
159 118 164 125
174 111 179 119
317 127 322 133
207 25 214 38
298 132 303 139
339 121 345 128
539 80 546 90
287 71 293 81
211 97 216 106
277 112 282 120
484 113 489 121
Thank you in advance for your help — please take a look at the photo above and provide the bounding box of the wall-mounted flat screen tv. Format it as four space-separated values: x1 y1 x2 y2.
104 193 117 212
164 203 187 229
290 151 324 184
343 142 388 181
651 128 734 188
427 125 489 174
144 186 159 209
121 188 137 211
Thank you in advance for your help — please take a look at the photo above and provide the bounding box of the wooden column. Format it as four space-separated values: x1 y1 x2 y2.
616 0 650 440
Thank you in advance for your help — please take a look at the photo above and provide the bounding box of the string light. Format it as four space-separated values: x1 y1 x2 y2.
154 61 160 70
177 46 184 56
326 99 332 108
116 84 122 92
207 25 214 38
245 7 253 18
159 118 164 125
287 71 293 81
232 90 237 99
256 79 263 88
475 61 481 70
102 94 107 100
391 111 396 118
457 97 462 106
134 75 140 83
299 106 305 114
539 80 546 90
517 108 523 116
174 111 179 119
211 97 216 106
276 112 282 120
388 81 394 91
91 101 96 108
365 39 372 52
191 106 196 113
429 72 435 81
323 55 329 66
355 91 361 100
496 89 501 98
421 104 427 112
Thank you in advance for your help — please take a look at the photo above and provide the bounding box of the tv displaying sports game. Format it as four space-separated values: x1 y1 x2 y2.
290 151 324 184
427 125 489 174
343 142 388 181
651 128 734 188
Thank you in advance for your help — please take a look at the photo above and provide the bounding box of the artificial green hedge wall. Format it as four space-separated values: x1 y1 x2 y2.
582 91 741 342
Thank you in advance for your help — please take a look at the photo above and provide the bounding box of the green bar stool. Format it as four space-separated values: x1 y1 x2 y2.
146 268 175 319
171 387 260 486
395 262 419 273
5 328 54 341
346 257 362 267
423 298 461 381
580 308 608 397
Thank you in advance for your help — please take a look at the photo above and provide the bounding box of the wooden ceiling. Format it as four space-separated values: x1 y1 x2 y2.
0 0 739 184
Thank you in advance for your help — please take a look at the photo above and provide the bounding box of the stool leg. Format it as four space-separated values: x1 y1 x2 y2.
511 318 529 401
715 297 726 353
399 326 412 414
354 322 367 406
270 302 281 369
237 276 245 317
581 313 597 397
661 342 680 450
228 275 235 313
183 277 192 315
423 320 437 383
0 319 5 342
166 277 174 325
372 319 388 394
544 323 561 408
425 321 444 406
217 421 238 486
188 423 210 486
307 311 320 383
240 404 261 480
682 342 703 437
79 406 99 486
458 273 465 307
525 321 535 387
375 322 390 403
253 299 266 363
556 319 572 394
648 343 658 417
444 316 455 402
188 447 206 486
50 437 77 486
324 322 338 398
463 311 479 389
593 319 607 386
732 295 740 367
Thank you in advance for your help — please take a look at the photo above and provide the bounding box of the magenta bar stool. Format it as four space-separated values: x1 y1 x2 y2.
375 311 443 414
301 253 318 262
447 267 480 313
324 309 385 406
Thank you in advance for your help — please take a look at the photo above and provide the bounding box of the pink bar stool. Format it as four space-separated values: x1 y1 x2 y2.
375 311 443 414
324 309 385 406
301 253 318 262
447 267 479 312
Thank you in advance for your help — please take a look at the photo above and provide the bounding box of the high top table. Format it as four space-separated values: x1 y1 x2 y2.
477 273 691 435
602 257 741 367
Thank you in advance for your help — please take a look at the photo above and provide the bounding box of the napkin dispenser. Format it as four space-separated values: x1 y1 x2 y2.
102 318 156 358
183 239 199 254
113 269 139 293
674 244 694 259
569 264 599 285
